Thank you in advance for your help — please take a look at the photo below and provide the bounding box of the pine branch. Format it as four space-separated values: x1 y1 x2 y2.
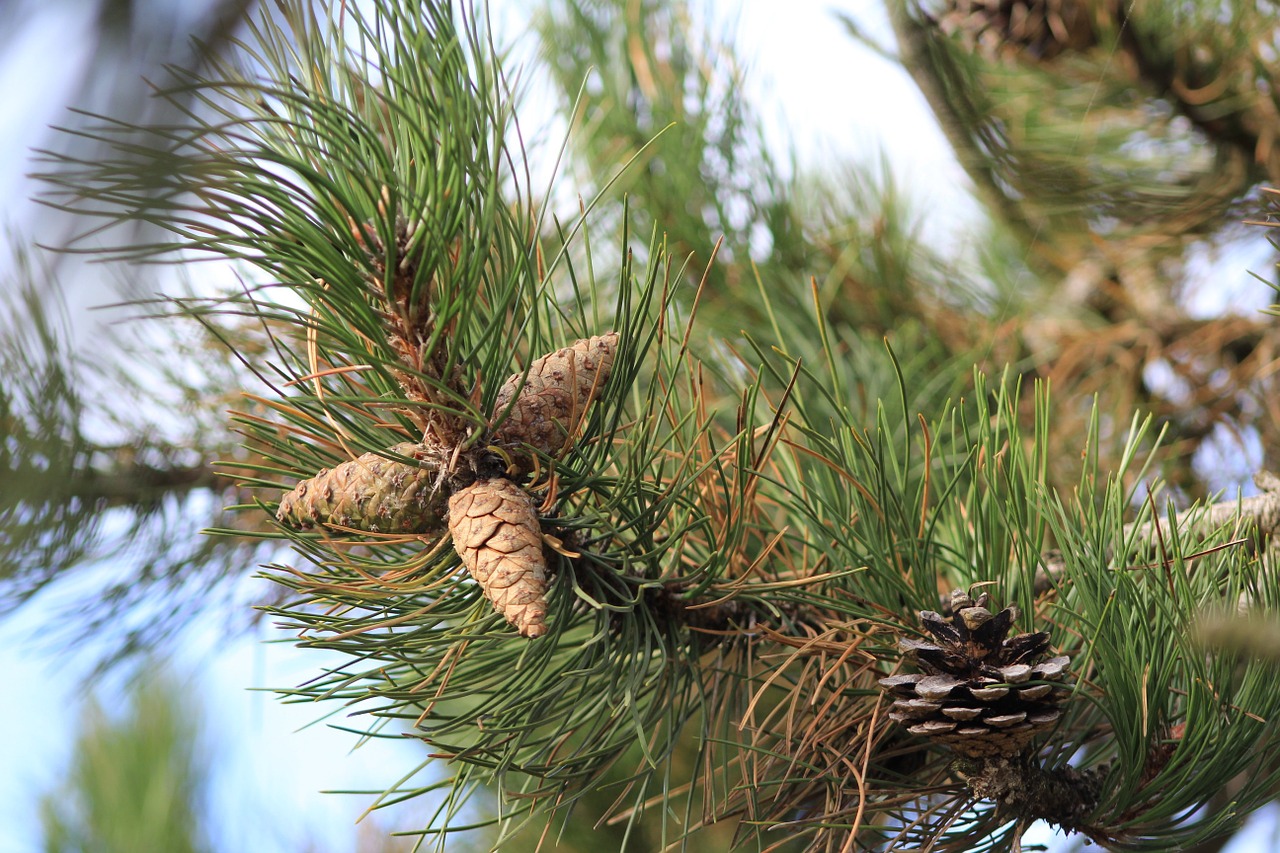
39 668 209 853
38 455 230 507
889 1 1275 266
883 3 1040 248
534 0 802 323
1035 469 1280 595
31 1 1280 850
879 5 1280 497
1115 2 1280 185
0 254 272 666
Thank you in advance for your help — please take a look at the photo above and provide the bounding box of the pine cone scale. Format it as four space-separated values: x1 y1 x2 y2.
462 489 505 517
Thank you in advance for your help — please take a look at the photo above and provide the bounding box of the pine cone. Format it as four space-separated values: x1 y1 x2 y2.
490 332 618 474
936 0 1097 60
277 443 445 534
448 478 549 638
879 589 1071 758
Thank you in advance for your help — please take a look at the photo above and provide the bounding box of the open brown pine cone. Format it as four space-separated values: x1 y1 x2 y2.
879 589 1072 758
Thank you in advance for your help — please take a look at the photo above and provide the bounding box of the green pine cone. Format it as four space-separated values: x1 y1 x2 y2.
277 443 445 534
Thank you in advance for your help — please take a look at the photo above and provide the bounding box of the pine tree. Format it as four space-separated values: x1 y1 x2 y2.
39 669 210 853
10 0 1280 851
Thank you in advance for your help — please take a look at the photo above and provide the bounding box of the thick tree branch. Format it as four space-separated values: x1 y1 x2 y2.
885 3 1040 249
81 461 228 505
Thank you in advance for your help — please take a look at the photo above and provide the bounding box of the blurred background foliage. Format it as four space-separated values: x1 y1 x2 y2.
38 667 211 853
0 0 271 667
37 665 430 853
5 0 1280 851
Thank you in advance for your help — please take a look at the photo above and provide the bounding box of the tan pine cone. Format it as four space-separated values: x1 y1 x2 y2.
448 478 549 638
277 443 445 534
490 332 618 473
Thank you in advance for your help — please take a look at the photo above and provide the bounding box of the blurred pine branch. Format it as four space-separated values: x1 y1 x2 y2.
39 667 210 853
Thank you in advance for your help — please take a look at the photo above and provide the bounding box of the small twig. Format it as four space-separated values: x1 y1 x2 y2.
1124 471 1280 548
1035 471 1280 593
